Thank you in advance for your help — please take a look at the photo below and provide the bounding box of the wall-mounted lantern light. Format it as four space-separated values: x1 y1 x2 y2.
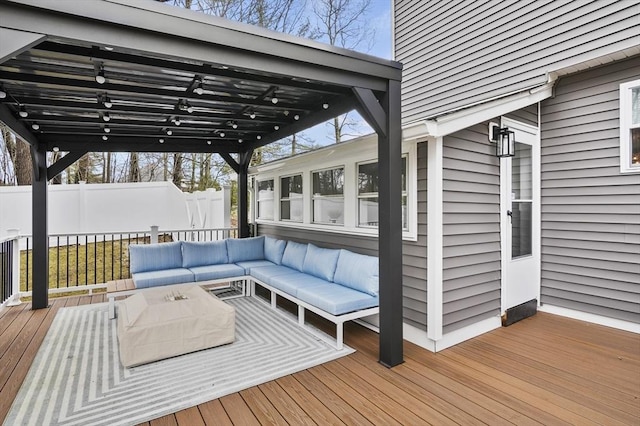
489 122 515 158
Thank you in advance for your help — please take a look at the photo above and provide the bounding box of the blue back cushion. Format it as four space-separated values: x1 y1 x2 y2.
333 250 379 296
182 241 228 268
226 236 265 263
281 241 308 272
129 242 183 274
302 244 340 282
264 237 287 265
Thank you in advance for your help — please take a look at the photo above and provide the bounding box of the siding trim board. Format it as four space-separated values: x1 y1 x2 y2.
539 304 640 334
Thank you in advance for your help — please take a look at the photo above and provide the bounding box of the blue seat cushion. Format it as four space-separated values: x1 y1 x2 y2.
268 272 330 296
281 241 308 272
333 250 379 296
235 260 276 274
296 283 379 315
264 237 286 265
182 240 228 268
250 265 298 285
132 268 194 289
188 264 246 281
129 242 183 274
226 236 265 263
302 244 340 282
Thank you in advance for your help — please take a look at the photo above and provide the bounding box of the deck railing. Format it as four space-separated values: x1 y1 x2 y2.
1 232 20 306
16 226 238 296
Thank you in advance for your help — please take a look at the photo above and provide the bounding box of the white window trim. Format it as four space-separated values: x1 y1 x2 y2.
619 79 640 174
251 138 418 241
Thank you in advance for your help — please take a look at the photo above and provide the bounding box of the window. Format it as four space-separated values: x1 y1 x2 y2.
280 174 303 221
312 167 344 225
357 157 407 229
256 179 274 220
620 79 640 173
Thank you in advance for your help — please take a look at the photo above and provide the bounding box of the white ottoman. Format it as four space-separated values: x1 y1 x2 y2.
117 283 235 367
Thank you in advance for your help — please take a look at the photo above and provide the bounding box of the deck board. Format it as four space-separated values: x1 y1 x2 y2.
0 296 639 425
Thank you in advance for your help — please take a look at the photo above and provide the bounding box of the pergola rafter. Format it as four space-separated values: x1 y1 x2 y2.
0 0 404 367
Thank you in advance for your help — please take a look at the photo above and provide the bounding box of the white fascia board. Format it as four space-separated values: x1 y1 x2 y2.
403 82 555 139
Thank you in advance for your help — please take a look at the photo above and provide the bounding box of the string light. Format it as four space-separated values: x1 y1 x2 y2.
95 66 106 84
19 105 28 118
31 123 40 130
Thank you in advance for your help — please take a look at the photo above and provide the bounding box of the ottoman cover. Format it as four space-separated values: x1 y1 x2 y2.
117 283 235 367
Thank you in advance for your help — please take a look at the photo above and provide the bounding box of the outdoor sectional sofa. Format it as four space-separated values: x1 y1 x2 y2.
128 236 379 348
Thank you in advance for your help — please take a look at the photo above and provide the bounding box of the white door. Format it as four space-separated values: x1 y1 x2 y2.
500 118 540 312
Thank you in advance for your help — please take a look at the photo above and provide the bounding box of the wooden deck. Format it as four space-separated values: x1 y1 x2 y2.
1 295 639 425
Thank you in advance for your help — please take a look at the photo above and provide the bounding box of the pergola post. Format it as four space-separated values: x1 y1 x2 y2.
238 150 253 238
31 142 48 309
376 81 404 367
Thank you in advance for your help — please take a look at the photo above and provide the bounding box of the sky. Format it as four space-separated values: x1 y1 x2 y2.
303 0 393 146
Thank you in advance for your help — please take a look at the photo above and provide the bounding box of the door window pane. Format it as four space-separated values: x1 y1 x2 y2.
512 201 532 258
512 143 532 200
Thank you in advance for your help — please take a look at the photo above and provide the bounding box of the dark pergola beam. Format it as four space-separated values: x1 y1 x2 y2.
219 152 240 173
38 136 241 153
353 87 387 138
247 96 358 151
0 104 39 147
3 97 290 125
19 115 268 133
46 150 88 181
0 71 305 111
37 42 351 96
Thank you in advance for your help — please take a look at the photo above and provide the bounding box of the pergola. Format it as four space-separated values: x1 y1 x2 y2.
0 0 404 366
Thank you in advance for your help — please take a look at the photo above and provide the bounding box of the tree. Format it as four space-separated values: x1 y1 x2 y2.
128 152 140 182
1 124 31 185
313 0 373 142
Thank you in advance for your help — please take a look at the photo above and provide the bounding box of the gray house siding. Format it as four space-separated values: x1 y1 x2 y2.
257 142 429 330
540 56 640 323
442 122 501 333
506 103 538 127
395 0 640 124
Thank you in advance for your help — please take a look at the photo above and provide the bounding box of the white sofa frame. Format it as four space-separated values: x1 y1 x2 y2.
249 277 379 350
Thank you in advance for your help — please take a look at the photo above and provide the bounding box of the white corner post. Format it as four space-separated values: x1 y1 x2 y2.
150 225 159 244
6 228 22 306
427 137 444 342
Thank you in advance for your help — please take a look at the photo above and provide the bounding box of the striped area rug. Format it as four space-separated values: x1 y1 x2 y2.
5 297 353 426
